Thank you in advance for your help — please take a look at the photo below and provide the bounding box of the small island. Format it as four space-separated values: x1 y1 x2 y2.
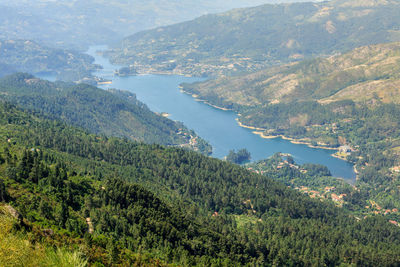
226 148 251 164
115 66 138 77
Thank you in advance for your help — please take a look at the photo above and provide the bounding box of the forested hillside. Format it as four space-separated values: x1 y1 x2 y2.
0 39 98 82
106 0 400 76
0 73 211 154
1 102 400 265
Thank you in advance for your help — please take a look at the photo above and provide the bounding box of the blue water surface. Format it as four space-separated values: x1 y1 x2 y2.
85 46 356 181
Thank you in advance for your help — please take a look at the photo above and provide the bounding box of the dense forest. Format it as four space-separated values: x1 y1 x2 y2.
0 73 211 154
1 102 400 265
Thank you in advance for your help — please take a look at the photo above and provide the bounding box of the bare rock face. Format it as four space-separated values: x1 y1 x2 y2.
5 205 23 221
42 229 54 236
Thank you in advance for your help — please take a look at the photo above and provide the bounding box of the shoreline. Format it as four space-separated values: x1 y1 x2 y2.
179 87 233 111
99 59 356 179
135 69 194 77
160 112 170 118
97 81 112 85
178 86 344 154
251 130 339 151
235 119 266 131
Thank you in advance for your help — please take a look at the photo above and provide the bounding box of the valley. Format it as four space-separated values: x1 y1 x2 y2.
1 0 400 265
89 46 356 180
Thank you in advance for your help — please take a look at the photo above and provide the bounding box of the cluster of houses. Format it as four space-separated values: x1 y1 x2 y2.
365 200 399 215
176 129 199 151
333 145 353 160
244 157 400 226
390 166 400 173
246 167 266 175
294 186 348 206
276 160 310 174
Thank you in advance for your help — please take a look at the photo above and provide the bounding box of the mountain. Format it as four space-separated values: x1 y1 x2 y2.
181 42 400 107
0 39 98 82
0 73 211 154
1 102 400 265
106 0 400 76
0 0 313 50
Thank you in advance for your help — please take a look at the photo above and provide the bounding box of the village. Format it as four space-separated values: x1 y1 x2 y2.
175 128 202 152
246 155 400 226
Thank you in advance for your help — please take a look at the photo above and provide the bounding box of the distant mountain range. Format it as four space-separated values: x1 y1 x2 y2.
106 0 400 76
0 0 313 50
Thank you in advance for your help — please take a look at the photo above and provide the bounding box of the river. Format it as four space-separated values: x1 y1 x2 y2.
85 46 356 181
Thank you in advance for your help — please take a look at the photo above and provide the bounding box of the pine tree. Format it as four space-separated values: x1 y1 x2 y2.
57 202 69 228
0 178 8 202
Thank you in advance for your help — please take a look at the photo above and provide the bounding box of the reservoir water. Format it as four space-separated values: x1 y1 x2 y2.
86 46 356 181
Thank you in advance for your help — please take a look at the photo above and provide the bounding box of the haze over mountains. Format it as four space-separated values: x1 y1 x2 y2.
0 0 312 50
107 0 400 76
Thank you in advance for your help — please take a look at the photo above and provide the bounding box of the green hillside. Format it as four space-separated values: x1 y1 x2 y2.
1 102 400 265
0 39 98 82
0 73 211 154
106 0 400 76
